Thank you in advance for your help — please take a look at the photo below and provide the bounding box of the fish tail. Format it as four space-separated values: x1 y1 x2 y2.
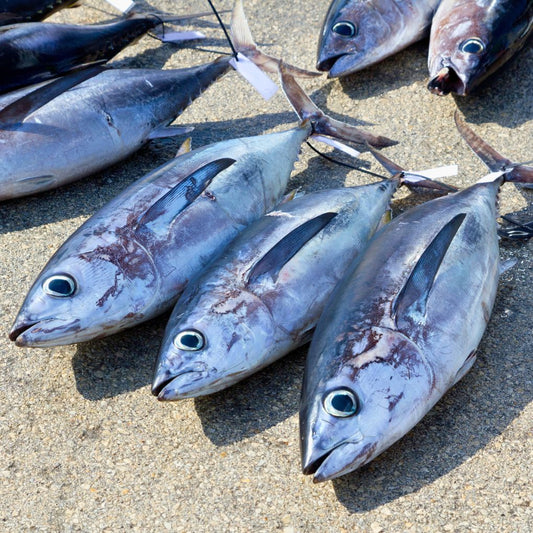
230 0 320 78
455 111 533 185
278 63 397 148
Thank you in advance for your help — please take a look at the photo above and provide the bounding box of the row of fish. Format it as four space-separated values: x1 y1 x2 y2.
4 0 532 484
317 0 533 95
9 66 532 482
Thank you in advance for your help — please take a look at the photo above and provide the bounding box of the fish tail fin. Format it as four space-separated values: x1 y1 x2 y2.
230 0 319 78
367 145 457 193
455 111 533 185
278 63 397 148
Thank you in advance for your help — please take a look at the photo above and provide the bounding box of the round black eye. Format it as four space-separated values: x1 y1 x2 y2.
332 21 356 38
323 388 359 417
174 330 205 351
42 274 76 297
459 38 485 54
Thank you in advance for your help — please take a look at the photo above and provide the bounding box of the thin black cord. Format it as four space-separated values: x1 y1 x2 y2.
206 0 238 58
306 141 389 180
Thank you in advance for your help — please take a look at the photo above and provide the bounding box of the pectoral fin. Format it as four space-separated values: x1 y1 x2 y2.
135 158 235 237
247 212 337 285
393 213 466 323
147 125 194 140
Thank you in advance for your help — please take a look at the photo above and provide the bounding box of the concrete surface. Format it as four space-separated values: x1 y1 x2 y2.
0 0 531 531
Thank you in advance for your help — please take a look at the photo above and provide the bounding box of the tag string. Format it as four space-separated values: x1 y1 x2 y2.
306 141 388 180
206 0 238 58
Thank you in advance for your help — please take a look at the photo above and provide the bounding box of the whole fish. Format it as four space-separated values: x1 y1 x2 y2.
9 68 394 347
0 62 226 201
300 115 533 482
0 11 209 93
0 0 78 26
428 0 533 95
317 0 441 77
152 170 453 401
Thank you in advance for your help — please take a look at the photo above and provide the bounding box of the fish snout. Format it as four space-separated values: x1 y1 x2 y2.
152 362 209 400
428 66 466 96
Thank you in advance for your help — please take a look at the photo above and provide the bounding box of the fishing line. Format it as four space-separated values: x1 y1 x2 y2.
206 0 238 58
306 141 389 180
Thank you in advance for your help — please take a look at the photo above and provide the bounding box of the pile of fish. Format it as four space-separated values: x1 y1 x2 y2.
317 0 533 95
3 0 532 485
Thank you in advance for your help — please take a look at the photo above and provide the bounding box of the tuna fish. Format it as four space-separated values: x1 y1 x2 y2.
152 170 453 401
428 0 533 95
9 67 394 347
0 0 78 26
317 0 441 77
300 114 533 482
0 2 319 201
0 10 216 93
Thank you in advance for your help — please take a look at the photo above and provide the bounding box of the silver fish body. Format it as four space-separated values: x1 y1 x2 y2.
152 181 399 400
428 0 533 95
9 126 310 347
0 60 230 201
0 16 164 92
301 179 502 482
317 0 441 77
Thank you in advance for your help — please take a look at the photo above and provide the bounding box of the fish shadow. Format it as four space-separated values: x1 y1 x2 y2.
71 313 169 400
337 40 430 100
331 258 532 511
193 346 307 446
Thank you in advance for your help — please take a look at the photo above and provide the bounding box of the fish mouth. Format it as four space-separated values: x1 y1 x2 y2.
152 363 209 400
428 66 466 96
9 316 82 347
317 53 357 78
302 433 368 483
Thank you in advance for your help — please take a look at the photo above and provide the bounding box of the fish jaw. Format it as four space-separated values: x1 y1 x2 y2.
152 363 211 400
10 316 83 347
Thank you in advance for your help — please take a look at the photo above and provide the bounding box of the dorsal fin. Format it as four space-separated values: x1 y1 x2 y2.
393 213 466 322
0 65 105 125
247 212 337 285
135 158 235 236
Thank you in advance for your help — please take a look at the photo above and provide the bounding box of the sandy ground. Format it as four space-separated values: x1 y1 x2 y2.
0 0 531 531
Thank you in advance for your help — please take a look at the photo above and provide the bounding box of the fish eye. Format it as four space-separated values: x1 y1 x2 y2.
459 38 485 54
332 21 357 38
174 330 205 351
42 274 76 297
323 388 359 417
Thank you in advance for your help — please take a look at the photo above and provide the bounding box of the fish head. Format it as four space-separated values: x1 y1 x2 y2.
300 326 435 482
317 0 389 77
428 14 492 95
152 288 277 400
10 237 158 347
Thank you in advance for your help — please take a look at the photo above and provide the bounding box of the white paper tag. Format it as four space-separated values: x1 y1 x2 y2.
311 134 361 159
477 170 507 183
158 31 206 43
409 164 459 180
229 53 278 101
104 0 135 13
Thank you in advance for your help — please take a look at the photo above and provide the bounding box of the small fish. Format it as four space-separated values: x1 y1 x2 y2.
300 114 532 482
9 65 393 347
428 0 533 95
0 10 213 93
0 0 78 26
152 167 453 401
317 0 441 77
